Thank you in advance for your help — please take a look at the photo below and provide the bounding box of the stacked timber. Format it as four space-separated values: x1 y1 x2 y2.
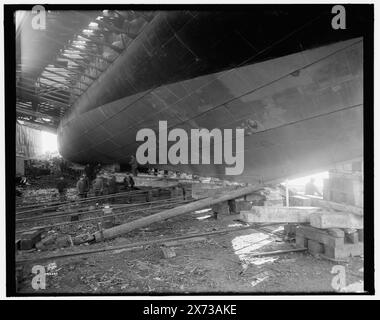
240 206 323 223
240 186 364 260
295 225 363 260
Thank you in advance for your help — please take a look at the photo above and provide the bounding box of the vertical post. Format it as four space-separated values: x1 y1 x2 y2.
285 179 289 207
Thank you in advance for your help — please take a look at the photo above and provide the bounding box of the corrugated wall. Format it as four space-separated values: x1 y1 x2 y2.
16 122 42 158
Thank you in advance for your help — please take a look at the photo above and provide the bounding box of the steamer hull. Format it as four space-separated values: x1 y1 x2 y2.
58 11 364 183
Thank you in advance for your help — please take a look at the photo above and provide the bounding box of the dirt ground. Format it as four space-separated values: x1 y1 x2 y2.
16 210 364 294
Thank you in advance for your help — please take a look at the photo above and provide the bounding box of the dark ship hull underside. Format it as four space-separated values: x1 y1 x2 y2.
58 11 363 184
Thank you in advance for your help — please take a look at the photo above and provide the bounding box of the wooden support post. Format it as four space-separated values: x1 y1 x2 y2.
285 179 289 207
146 190 153 202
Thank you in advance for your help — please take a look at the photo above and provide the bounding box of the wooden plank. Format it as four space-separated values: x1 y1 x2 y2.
302 195 363 215
296 225 345 248
94 185 262 242
248 248 307 257
16 225 255 263
240 206 322 223
324 242 363 259
310 212 363 229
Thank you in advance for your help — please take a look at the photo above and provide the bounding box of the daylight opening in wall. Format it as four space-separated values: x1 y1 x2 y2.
41 131 58 155
286 171 329 195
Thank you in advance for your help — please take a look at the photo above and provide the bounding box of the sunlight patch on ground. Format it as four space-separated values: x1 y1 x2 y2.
227 223 245 228
196 214 212 220
270 226 284 233
232 232 275 266
193 208 212 214
251 271 271 287
249 256 278 266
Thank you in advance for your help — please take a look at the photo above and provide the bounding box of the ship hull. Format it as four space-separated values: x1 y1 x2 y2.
58 38 363 183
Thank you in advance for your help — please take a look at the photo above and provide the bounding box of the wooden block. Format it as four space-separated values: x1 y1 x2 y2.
16 266 24 289
19 230 42 250
240 206 322 223
102 216 115 229
307 239 324 255
297 226 344 248
263 199 284 207
35 233 58 250
284 224 298 236
191 184 238 200
289 195 312 207
70 214 79 221
345 231 359 244
146 190 153 202
228 200 237 214
15 239 21 251
245 193 265 202
324 242 363 259
170 187 183 198
296 235 308 248
161 246 176 259
212 202 230 215
358 229 363 242
236 200 252 212
323 179 330 201
327 228 345 238
310 212 363 229
56 235 73 248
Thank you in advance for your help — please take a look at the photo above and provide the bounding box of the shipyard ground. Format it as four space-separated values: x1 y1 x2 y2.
16 205 363 294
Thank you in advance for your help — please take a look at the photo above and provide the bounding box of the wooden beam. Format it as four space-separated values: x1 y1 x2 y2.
19 58 97 81
16 119 57 133
72 11 132 39
249 248 308 257
17 76 77 97
17 90 69 109
92 16 136 39
51 65 96 81
66 44 114 63
55 21 123 53
77 34 123 54
17 99 60 113
240 206 322 223
16 106 60 122
310 212 363 229
16 101 31 108
39 93 70 105
39 74 85 92
43 68 90 87
39 91 72 102
20 80 75 97
301 195 363 216
38 84 79 98
59 54 104 74
43 32 113 64
92 184 263 242
16 225 255 263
